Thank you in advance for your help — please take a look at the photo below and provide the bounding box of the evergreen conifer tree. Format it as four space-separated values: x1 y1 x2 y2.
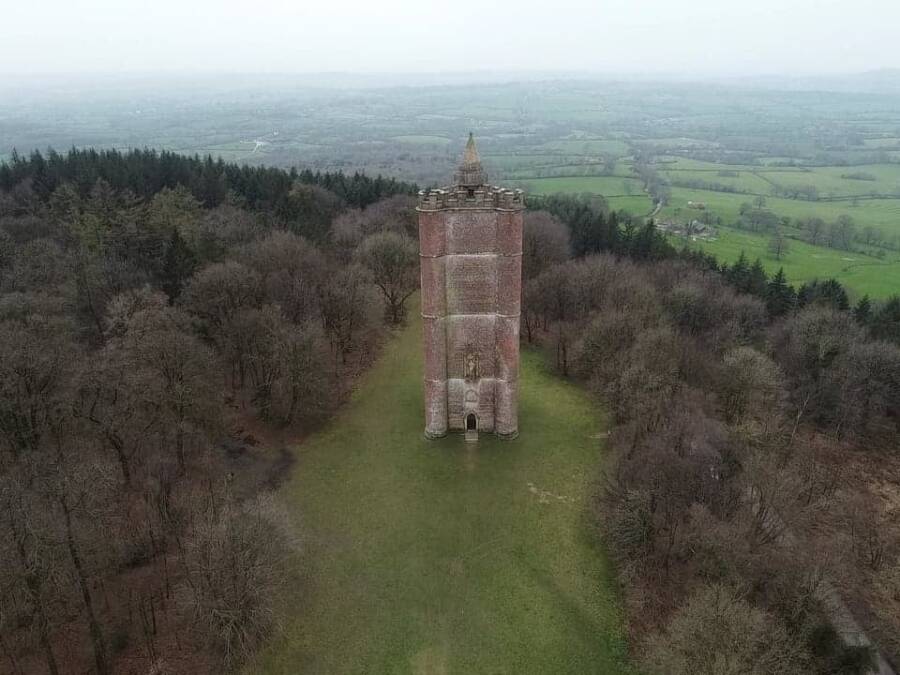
853 295 872 325
726 251 750 292
871 296 900 344
766 267 795 317
747 258 768 297
161 228 196 301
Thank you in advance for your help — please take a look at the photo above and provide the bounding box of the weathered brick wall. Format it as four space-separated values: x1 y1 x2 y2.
418 185 523 439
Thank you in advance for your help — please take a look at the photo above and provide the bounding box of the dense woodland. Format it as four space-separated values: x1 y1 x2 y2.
2 148 900 674
0 149 419 673
525 198 900 673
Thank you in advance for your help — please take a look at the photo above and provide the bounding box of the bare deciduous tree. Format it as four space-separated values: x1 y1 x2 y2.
644 584 806 675
177 489 297 669
522 211 570 280
355 231 418 324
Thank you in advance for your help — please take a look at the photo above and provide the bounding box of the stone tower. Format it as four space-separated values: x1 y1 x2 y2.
418 134 524 440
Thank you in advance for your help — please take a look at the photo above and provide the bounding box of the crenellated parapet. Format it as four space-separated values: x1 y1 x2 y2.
417 185 525 212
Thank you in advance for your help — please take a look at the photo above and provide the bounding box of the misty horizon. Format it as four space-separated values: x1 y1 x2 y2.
5 68 900 101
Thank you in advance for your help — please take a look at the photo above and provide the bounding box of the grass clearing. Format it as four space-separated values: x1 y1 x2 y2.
252 301 632 675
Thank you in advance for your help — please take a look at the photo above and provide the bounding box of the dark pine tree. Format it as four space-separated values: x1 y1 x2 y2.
765 267 795 317
871 295 900 345
726 251 750 293
853 295 872 325
161 228 196 302
747 258 769 297
798 279 849 311
0 147 417 211
629 220 674 261
819 279 850 311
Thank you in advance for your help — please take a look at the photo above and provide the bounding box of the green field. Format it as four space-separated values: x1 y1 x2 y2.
673 228 900 297
655 157 764 171
661 169 773 194
502 169 900 296
540 139 631 157
663 187 900 237
658 158 900 195
252 302 631 675
523 176 653 214
607 195 657 214
523 175 643 196
763 166 900 198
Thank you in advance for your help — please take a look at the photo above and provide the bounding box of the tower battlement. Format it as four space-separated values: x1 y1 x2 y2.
417 186 525 211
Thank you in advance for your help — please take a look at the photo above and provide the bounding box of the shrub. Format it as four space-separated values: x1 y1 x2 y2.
644 584 807 675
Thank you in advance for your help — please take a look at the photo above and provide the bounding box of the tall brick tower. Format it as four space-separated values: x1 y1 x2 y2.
418 134 524 440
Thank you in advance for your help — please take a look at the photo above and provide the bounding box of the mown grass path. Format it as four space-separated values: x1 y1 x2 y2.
253 305 631 674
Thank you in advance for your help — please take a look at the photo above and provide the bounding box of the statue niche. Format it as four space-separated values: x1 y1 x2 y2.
465 350 480 380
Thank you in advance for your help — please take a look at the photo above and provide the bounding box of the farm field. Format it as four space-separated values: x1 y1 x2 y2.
763 167 900 198
661 188 900 237
520 176 654 215
518 161 900 296
607 195 656 214
661 168 773 194
652 161 900 232
541 139 631 156
252 301 632 675
671 228 900 298
522 175 645 197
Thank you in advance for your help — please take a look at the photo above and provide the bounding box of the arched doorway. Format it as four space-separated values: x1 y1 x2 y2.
466 413 477 431
464 413 478 442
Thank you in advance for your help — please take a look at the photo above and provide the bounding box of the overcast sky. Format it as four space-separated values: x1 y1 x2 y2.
3 0 899 77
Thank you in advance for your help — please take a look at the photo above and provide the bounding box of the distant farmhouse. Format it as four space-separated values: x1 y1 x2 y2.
655 219 718 241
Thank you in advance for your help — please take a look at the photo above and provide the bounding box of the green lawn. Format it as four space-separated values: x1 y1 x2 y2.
251 302 632 675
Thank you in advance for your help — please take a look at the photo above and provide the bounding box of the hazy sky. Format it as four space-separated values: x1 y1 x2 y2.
4 0 899 76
